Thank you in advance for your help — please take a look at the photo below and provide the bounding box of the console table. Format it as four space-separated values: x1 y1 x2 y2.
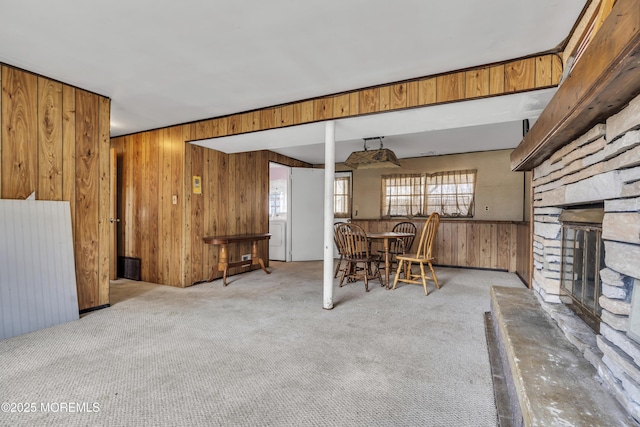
193 233 271 286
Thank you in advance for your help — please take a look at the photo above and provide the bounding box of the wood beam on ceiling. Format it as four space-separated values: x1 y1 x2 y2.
511 0 640 171
180 53 562 144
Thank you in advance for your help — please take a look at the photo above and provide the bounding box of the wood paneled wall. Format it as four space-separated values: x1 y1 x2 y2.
185 147 311 286
516 222 531 286
111 124 311 287
182 54 561 143
110 126 185 286
0 65 111 311
351 219 529 277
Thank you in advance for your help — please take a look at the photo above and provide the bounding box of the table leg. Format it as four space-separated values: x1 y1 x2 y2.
384 238 390 289
251 240 271 275
192 245 225 286
220 243 230 286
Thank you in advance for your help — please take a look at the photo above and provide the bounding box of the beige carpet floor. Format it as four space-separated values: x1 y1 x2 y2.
0 262 525 426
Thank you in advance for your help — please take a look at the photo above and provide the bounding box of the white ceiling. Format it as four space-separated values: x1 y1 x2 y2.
0 0 586 161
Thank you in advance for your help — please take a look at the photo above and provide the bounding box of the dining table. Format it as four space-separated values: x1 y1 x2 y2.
366 231 414 289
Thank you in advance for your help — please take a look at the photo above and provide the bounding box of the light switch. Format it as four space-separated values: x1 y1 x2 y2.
172 195 178 205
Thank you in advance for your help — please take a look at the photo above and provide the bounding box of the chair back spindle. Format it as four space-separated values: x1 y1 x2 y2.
415 213 440 258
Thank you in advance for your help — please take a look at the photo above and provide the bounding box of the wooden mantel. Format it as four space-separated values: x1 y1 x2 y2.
511 0 640 171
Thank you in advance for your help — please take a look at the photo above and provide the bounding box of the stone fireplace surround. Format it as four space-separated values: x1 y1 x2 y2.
531 92 640 422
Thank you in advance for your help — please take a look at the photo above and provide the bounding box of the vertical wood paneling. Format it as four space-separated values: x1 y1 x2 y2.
62 86 76 229
457 223 468 266
195 119 212 140
98 97 110 306
37 77 63 200
281 105 294 126
227 114 241 135
1 66 37 199
450 223 458 264
149 131 161 283
489 64 505 95
213 117 228 137
161 128 172 284
292 103 303 125
132 133 143 260
516 222 531 285
436 73 465 103
352 219 521 272
360 88 380 114
0 66 110 310
465 68 490 98
260 107 278 130
299 100 314 123
497 223 511 270
179 149 307 285
551 54 563 85
466 223 480 267
314 96 333 120
535 55 552 87
182 125 195 286
333 94 350 118
216 149 229 257
170 125 183 286
349 92 360 116
189 144 204 285
406 81 419 107
479 223 492 267
418 77 437 105
379 86 391 111
139 132 151 281
75 90 99 310
505 58 536 92
241 111 260 133
391 83 407 110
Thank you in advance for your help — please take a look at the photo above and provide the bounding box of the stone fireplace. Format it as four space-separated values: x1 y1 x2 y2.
559 206 605 333
531 94 640 422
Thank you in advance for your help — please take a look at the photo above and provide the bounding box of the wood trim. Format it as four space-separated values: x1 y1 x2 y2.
511 0 640 171
117 53 561 144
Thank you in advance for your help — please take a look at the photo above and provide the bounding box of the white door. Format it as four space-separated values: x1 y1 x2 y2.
290 168 325 261
268 220 286 261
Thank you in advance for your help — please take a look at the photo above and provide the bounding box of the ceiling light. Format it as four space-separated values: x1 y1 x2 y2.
344 137 401 169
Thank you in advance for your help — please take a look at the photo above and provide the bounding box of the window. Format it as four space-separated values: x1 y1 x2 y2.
381 170 476 218
381 174 425 217
334 173 351 218
426 170 476 217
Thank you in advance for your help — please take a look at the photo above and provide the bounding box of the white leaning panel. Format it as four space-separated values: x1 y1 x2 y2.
0 199 79 340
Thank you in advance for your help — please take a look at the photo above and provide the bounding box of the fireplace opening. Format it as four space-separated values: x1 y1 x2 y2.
559 205 605 333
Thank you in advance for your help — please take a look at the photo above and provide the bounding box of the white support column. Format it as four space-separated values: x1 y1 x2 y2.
323 121 336 309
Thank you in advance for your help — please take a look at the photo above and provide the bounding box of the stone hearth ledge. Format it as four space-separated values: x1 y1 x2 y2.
490 286 637 426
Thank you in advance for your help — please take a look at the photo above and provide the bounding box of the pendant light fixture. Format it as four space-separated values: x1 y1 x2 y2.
344 136 401 169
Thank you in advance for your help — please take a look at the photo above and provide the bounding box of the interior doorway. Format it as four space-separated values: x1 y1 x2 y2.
269 162 289 261
109 148 118 280
268 162 325 262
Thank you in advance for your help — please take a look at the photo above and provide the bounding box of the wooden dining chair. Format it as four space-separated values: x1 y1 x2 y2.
392 213 440 295
335 223 382 292
334 222 347 278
